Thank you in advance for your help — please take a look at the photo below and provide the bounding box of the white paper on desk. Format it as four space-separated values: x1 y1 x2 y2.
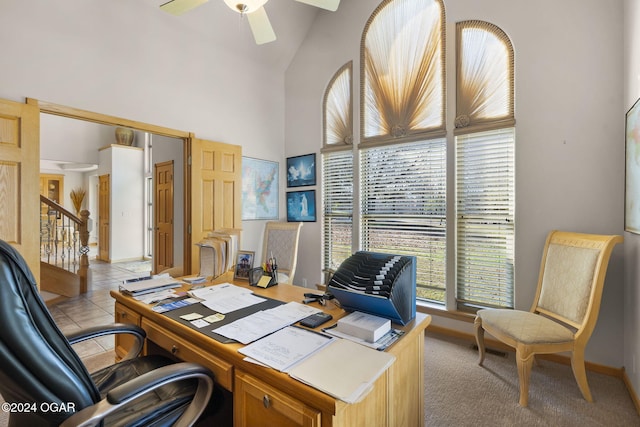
189 283 249 300
189 283 264 314
202 293 266 314
288 339 396 404
213 302 321 344
239 326 335 372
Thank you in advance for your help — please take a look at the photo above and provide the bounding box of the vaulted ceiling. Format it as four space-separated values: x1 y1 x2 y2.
149 0 321 71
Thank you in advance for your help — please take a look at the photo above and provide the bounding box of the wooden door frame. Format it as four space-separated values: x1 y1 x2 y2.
33 99 194 273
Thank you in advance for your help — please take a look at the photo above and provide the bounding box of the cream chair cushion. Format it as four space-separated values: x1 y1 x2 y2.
477 309 574 345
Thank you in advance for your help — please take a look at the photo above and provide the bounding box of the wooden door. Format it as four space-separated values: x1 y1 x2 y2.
98 174 110 262
189 138 241 274
0 98 40 280
154 161 174 273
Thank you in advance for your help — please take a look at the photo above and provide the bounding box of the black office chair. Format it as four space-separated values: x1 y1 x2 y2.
0 239 219 426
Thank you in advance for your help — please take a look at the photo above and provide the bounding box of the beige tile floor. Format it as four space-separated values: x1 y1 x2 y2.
46 257 152 360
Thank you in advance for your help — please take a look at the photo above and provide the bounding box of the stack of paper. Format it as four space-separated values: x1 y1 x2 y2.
120 275 181 296
288 339 395 403
197 229 241 279
337 311 391 343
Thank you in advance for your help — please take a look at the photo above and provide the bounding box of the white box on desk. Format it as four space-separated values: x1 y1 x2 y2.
336 311 391 343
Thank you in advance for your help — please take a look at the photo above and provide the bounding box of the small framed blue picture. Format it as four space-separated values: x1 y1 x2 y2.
286 153 316 188
287 190 316 222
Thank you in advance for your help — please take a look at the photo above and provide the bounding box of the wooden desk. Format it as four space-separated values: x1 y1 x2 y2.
111 272 431 427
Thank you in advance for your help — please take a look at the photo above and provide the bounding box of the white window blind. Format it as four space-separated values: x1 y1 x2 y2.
456 128 515 309
360 139 446 302
322 150 353 271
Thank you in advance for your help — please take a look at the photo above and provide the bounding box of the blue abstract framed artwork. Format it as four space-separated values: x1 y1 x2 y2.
286 153 316 188
287 190 316 222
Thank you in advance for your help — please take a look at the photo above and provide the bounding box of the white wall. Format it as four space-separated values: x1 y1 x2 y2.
285 0 626 367
0 0 301 265
624 0 640 402
98 145 145 262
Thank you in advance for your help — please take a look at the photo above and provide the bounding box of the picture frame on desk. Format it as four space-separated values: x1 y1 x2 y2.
234 250 255 281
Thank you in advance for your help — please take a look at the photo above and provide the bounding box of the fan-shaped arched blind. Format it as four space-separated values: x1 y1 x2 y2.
455 20 514 134
323 61 353 150
361 0 446 145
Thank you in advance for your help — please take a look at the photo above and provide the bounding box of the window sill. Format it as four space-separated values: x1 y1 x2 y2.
417 301 476 323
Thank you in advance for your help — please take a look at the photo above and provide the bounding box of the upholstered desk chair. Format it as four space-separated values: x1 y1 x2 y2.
0 239 220 426
474 230 622 407
261 221 303 284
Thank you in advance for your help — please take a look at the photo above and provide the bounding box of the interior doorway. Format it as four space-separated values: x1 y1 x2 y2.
39 105 187 273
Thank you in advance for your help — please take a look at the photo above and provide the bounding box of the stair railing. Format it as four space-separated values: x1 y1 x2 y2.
40 195 90 293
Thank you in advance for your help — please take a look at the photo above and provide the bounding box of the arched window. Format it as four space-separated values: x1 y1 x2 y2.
322 62 353 271
359 0 447 302
455 20 516 310
319 2 516 310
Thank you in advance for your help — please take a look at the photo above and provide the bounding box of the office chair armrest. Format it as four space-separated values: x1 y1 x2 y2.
60 362 214 427
66 323 146 360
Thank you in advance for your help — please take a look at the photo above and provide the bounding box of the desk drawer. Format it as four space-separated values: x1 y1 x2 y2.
141 318 234 391
235 371 321 427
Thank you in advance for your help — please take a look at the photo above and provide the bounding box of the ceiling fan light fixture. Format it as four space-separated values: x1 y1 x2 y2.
223 0 268 14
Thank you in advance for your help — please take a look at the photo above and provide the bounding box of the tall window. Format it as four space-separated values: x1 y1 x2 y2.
455 21 515 310
322 62 353 271
360 140 446 301
360 0 447 302
321 2 516 310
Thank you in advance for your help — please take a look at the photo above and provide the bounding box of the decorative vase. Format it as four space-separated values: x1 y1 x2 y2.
115 127 135 146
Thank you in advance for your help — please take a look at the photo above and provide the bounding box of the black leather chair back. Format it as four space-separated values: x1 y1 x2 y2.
0 240 100 425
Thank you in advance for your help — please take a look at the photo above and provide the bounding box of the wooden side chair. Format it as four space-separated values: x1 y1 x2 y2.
261 221 303 284
474 230 623 406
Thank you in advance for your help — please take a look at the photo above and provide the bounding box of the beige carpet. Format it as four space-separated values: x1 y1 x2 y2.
424 330 640 426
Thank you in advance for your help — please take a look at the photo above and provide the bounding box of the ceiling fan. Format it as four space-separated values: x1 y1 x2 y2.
159 0 340 45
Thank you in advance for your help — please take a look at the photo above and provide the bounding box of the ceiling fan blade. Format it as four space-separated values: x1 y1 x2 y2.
160 0 209 16
247 7 276 45
295 0 340 12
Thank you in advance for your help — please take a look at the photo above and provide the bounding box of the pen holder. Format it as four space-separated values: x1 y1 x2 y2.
268 267 279 286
